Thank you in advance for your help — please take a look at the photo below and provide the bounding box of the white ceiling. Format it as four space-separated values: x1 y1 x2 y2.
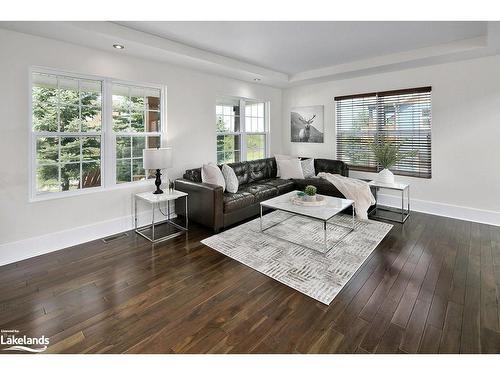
116 21 488 74
1 21 499 87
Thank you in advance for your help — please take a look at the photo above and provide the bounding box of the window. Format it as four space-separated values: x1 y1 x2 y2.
245 102 266 161
112 84 162 183
216 98 268 163
31 69 165 199
335 87 432 178
32 72 103 194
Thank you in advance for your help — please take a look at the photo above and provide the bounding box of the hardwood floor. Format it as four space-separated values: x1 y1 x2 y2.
1 212 499 353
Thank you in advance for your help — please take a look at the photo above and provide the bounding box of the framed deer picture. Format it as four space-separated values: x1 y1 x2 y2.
290 105 324 143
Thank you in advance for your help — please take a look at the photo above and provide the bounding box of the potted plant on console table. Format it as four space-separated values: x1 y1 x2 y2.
371 139 417 184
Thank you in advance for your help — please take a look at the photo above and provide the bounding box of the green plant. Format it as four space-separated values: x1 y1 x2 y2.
304 185 317 196
370 138 417 169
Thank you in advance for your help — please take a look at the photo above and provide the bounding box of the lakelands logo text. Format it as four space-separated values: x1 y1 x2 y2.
1 329 49 353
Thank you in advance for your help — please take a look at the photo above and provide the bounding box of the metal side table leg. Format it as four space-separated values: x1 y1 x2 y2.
151 202 155 242
185 195 189 230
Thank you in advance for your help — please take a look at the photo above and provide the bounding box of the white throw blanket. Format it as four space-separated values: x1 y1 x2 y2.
317 172 376 220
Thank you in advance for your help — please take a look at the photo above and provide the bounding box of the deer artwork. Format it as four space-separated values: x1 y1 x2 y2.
298 114 316 142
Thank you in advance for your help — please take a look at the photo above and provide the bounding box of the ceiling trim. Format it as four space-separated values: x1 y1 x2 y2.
289 35 490 85
1 21 499 88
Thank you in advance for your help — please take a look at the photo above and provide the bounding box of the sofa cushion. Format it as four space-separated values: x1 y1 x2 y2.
247 158 276 183
226 161 250 186
239 182 278 202
183 167 202 182
293 177 345 198
223 191 255 213
260 178 295 194
314 159 349 176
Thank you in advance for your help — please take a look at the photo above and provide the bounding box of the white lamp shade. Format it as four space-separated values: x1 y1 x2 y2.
143 147 173 169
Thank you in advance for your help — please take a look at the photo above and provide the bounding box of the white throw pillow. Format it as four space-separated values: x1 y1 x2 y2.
201 163 225 191
301 158 315 178
278 158 305 179
274 154 296 177
222 164 239 193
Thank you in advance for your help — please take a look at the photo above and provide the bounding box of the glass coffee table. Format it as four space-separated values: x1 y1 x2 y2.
260 191 355 254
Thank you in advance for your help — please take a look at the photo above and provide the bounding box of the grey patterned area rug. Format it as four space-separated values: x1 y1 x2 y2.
201 211 392 305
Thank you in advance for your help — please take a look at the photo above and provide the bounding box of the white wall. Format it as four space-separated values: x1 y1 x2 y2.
282 55 500 225
0 28 282 263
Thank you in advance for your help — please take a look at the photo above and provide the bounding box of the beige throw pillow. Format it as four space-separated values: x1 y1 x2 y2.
277 158 305 179
201 163 225 191
274 154 296 177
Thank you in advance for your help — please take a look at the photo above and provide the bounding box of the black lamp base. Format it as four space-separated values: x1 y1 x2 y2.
153 169 163 194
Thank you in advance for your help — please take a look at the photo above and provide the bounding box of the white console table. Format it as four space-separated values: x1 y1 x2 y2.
368 181 410 224
134 190 188 243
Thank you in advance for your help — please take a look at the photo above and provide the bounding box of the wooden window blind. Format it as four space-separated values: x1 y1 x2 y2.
335 86 432 178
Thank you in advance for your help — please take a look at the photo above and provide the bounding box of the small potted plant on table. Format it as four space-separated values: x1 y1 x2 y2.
303 185 317 202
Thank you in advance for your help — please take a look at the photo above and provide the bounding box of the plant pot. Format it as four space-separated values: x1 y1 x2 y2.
376 168 394 184
303 195 316 202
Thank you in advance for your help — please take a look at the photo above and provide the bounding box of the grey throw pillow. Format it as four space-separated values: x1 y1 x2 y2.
222 164 239 193
301 158 315 178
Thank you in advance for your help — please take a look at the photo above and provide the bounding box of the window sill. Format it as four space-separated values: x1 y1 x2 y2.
29 180 154 203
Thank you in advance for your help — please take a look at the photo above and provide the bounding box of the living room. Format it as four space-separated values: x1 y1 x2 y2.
1 0 499 371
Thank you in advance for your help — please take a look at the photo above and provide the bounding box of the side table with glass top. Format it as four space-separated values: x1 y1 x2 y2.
134 190 188 243
368 181 410 223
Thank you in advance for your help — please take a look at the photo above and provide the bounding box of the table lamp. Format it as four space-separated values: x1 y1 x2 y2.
143 147 173 194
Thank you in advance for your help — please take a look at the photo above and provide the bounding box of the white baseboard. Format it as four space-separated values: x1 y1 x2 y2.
377 193 500 227
0 209 178 267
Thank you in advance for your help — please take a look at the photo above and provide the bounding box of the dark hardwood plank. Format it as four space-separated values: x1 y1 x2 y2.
439 301 463 353
460 223 482 353
399 298 431 353
375 323 404 353
418 324 442 353
0 212 499 354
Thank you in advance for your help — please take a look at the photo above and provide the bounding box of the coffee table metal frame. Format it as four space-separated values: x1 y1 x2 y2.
259 192 355 254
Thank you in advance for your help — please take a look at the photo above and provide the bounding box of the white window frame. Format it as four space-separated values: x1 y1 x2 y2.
29 67 167 202
110 81 164 185
215 97 270 163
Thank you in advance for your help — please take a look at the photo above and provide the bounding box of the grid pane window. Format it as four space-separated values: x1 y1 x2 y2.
216 99 267 163
116 136 160 183
112 85 161 133
217 135 241 164
246 134 266 161
245 102 265 132
112 83 162 184
35 136 102 193
32 72 103 195
244 101 266 161
31 71 166 199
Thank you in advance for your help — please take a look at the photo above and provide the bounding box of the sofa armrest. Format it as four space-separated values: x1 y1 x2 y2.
314 159 349 177
174 178 224 232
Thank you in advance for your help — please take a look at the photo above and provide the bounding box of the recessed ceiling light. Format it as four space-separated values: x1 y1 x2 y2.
254 78 261 82
113 44 125 50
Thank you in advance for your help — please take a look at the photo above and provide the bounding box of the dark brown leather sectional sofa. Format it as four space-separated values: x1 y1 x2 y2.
174 157 376 232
